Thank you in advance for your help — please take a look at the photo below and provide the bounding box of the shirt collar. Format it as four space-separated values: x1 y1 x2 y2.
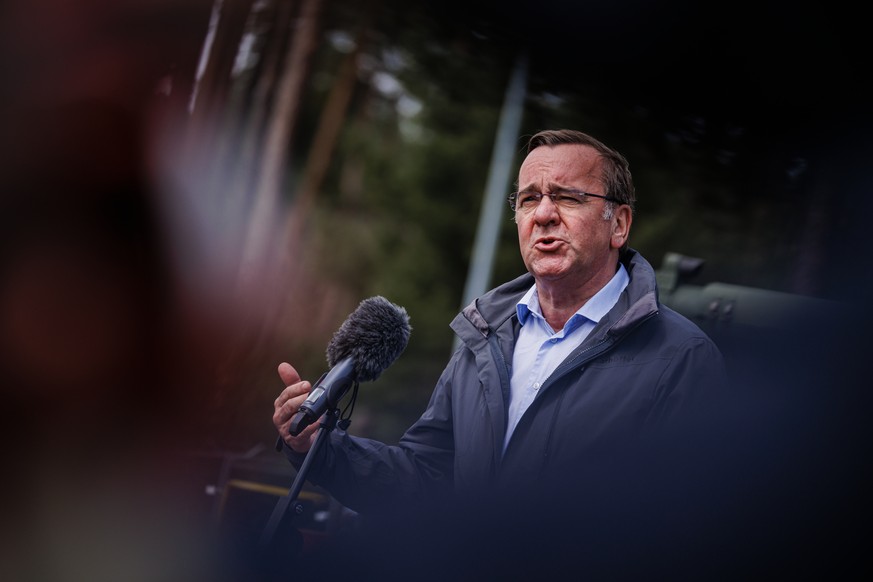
516 263 630 329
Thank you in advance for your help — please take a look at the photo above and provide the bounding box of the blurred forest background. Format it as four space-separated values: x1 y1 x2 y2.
1 0 872 578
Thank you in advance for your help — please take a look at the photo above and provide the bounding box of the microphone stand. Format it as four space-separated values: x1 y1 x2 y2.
259 407 340 551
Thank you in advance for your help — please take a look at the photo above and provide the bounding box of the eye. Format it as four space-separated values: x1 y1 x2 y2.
517 192 540 207
554 193 582 206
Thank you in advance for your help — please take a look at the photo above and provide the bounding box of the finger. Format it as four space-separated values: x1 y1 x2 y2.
273 388 311 425
278 362 302 386
273 397 301 434
276 405 317 443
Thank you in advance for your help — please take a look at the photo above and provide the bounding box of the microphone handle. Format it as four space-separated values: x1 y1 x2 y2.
288 357 356 437
288 409 314 437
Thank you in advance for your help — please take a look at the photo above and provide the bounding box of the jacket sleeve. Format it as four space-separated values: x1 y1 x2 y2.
283 349 463 514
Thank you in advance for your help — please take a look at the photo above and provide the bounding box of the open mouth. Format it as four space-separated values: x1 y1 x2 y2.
535 237 560 250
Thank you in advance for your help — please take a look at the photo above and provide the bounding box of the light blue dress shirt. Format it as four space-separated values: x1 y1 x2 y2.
503 264 630 452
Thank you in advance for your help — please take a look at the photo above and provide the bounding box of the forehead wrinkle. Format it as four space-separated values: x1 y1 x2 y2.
518 144 604 192
518 160 572 191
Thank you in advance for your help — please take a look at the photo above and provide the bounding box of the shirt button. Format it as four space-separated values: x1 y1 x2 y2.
550 338 557 343
533 382 540 390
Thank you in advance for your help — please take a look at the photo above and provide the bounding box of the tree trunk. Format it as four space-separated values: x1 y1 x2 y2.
240 0 324 282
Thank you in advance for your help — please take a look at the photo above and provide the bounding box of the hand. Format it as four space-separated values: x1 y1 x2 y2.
272 362 320 453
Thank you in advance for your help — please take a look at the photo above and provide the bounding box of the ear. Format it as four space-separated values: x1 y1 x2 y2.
610 205 632 250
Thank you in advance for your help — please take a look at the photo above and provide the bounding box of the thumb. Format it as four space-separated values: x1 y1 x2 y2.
278 362 302 386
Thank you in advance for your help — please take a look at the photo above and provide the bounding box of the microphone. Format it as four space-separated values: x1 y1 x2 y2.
288 296 411 436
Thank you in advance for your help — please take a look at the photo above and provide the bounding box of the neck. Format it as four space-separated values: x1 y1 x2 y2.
535 264 618 331
536 288 593 331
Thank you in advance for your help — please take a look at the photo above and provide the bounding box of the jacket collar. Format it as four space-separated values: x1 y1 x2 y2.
601 248 660 340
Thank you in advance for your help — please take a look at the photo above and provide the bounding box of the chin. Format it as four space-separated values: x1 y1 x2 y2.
530 267 571 282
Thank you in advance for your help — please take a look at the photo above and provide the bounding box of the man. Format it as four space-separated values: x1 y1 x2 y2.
271 129 728 576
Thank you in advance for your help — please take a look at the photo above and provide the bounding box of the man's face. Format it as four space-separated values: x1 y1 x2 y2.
515 143 629 292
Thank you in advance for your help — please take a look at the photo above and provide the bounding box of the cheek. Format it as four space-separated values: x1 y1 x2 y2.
569 218 611 248
516 224 536 265
516 220 531 243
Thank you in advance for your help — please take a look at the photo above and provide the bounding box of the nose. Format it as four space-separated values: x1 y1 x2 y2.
532 194 560 224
